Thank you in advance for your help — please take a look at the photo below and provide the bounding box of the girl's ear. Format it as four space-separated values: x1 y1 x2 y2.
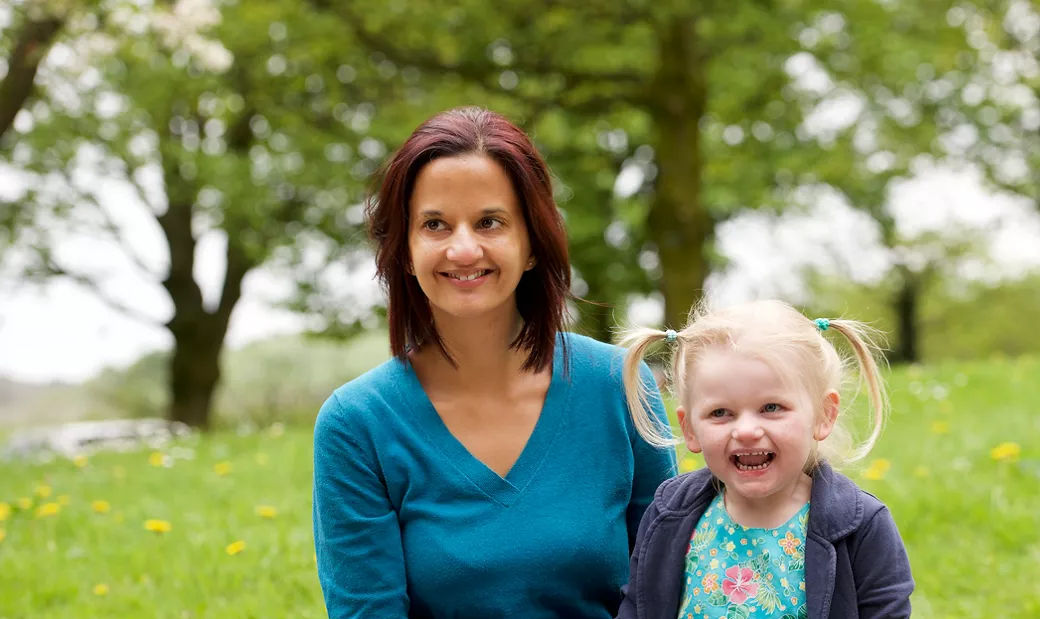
677 407 702 453
815 390 840 441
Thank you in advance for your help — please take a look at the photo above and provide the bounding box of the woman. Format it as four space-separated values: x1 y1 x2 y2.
312 107 676 618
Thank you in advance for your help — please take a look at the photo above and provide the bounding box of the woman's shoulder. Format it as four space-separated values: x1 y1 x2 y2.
559 331 630 378
316 357 410 430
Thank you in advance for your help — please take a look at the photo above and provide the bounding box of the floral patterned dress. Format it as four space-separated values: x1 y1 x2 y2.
676 493 808 619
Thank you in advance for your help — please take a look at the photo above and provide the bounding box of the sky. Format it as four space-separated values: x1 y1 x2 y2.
2 159 1038 385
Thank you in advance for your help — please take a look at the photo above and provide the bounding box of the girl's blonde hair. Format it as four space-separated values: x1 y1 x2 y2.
621 299 888 470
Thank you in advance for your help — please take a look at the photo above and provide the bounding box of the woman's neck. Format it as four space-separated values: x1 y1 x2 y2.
412 308 536 391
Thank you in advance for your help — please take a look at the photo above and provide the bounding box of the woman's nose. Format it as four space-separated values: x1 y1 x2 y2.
446 227 483 263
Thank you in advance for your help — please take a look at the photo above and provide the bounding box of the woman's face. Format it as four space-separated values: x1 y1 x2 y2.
407 153 534 324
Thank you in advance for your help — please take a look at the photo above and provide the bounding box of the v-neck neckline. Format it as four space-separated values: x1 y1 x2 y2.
395 336 570 507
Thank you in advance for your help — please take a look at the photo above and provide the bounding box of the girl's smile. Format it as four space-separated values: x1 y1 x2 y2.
677 348 835 527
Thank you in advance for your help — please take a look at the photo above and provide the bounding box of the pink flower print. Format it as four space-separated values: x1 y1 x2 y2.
721 566 758 604
779 531 801 555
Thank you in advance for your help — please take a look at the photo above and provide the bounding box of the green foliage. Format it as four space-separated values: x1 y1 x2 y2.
805 272 1040 361
211 330 389 429
79 330 390 429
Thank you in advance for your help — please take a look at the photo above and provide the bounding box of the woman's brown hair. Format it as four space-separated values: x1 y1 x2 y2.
366 107 570 371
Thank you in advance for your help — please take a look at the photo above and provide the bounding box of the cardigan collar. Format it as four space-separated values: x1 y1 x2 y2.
664 461 864 541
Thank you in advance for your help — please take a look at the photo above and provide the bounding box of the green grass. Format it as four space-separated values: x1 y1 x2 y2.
2 354 1039 617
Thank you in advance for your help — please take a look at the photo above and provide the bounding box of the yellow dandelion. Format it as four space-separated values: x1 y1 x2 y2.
862 458 891 481
35 484 52 498
144 519 172 533
913 466 930 478
990 442 1021 462
225 540 246 556
679 456 698 473
93 583 109 596
57 495 71 506
73 455 89 468
930 421 949 434
148 452 166 467
213 461 233 476
35 502 61 518
0 502 10 521
255 505 278 519
16 497 32 510
92 500 112 514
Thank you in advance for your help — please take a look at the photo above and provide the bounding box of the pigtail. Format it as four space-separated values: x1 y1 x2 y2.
825 319 889 463
618 328 680 448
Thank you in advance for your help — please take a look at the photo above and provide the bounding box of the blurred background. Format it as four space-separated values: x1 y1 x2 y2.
1 0 1038 617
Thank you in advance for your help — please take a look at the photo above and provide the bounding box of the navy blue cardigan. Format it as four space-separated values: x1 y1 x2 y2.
617 462 913 619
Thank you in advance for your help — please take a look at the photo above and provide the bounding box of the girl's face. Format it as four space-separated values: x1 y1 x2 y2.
677 348 838 517
407 154 534 325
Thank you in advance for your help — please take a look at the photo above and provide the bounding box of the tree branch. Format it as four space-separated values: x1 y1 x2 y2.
0 13 63 141
34 253 164 327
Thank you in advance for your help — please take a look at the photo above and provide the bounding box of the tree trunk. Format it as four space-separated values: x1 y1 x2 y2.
647 16 712 329
892 265 919 363
167 322 225 429
157 187 253 428
0 14 63 141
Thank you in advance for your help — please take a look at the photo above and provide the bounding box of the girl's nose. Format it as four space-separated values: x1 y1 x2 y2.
446 227 482 263
731 417 765 441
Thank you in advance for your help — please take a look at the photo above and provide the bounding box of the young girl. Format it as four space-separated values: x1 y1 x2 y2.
617 300 913 619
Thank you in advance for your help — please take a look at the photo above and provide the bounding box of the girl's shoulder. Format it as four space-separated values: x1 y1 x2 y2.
650 467 717 514
810 463 893 541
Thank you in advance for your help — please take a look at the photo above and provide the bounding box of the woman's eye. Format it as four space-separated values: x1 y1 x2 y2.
762 403 782 413
422 220 445 231
478 217 502 229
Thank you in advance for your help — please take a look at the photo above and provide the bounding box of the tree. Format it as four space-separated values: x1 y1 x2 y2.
0 1 66 141
4 0 383 427
313 0 974 334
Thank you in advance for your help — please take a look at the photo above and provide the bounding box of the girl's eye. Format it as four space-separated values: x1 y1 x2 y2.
709 408 728 419
762 403 782 413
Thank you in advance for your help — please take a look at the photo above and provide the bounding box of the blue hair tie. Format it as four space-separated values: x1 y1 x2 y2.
664 329 677 343
814 318 830 332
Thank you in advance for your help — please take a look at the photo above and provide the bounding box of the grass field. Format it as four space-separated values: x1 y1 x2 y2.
1 354 1038 618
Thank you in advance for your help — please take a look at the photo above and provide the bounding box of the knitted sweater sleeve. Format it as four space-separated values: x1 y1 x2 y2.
312 393 408 619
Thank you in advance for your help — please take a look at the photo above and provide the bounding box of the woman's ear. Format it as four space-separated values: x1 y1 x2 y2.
815 390 840 441
677 407 702 453
524 255 536 271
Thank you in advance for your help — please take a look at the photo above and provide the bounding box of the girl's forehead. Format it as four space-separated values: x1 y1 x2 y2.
686 348 808 401
690 349 784 387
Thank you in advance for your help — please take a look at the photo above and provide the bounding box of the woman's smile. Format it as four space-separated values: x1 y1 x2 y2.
408 154 533 321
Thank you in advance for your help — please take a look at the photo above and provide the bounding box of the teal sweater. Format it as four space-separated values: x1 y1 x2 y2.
312 333 676 618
